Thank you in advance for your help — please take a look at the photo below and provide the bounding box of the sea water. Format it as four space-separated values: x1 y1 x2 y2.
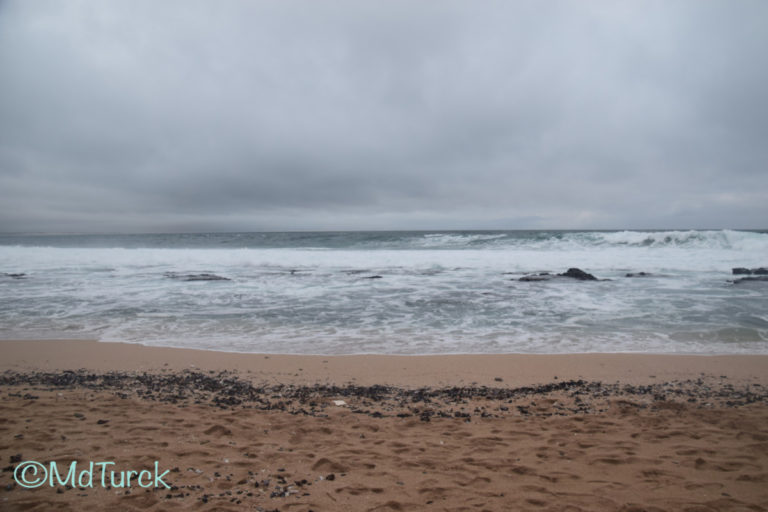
1 230 766 354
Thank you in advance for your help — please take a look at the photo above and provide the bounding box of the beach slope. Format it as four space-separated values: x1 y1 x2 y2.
1 340 767 511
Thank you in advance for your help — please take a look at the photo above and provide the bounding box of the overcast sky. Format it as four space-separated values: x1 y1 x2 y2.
1 0 767 233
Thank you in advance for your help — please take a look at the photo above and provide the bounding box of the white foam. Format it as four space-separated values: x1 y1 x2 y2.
2 231 767 354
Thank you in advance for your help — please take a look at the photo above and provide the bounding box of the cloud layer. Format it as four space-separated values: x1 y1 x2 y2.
1 0 767 232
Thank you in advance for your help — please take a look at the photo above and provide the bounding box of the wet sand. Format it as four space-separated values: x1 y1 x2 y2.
1 340 768 511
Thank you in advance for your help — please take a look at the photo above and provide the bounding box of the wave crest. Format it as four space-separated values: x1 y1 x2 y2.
591 230 767 249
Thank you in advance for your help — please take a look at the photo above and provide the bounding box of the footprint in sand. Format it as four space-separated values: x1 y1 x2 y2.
311 457 349 473
203 424 232 437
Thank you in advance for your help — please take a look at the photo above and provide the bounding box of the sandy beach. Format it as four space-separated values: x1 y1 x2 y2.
2 340 768 511
3 0 767 509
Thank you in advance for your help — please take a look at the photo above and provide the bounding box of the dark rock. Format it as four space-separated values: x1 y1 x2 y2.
519 272 551 282
625 272 651 277
558 268 597 281
732 267 768 275
164 272 230 281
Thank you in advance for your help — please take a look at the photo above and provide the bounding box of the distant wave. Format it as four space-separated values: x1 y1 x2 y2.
589 230 768 250
354 233 510 250
349 229 768 251
1 229 766 251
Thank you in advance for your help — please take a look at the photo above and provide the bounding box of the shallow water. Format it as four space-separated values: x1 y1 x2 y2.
1 229 767 354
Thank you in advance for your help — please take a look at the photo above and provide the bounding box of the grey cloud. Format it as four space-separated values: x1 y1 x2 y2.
1 0 767 233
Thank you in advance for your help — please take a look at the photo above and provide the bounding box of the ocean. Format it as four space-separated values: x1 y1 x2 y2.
1 229 767 354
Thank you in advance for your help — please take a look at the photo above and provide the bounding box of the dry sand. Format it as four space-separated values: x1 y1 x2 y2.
1 340 768 511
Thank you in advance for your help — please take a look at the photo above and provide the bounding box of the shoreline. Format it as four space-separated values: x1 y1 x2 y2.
3 339 768 388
